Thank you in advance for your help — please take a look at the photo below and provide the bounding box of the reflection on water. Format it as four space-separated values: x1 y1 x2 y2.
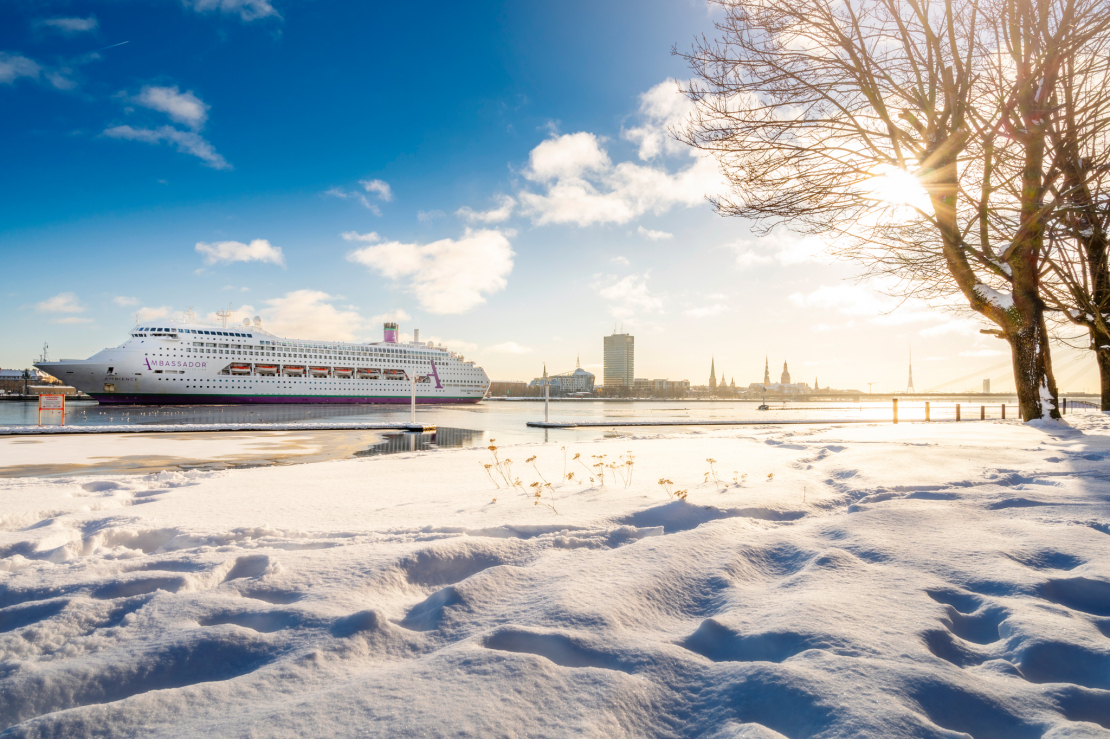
2 397 1044 450
354 427 485 457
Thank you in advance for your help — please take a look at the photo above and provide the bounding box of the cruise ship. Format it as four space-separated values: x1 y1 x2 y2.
35 314 490 406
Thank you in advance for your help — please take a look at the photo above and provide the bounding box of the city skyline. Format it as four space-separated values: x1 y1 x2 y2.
0 0 1102 394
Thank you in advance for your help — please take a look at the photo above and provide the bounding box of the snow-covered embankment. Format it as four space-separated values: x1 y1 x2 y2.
2 418 1110 737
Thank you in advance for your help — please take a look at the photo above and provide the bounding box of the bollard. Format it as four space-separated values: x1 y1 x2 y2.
1063 398 1067 415
893 398 898 424
956 403 961 421
980 405 985 420
925 401 930 421
1001 404 1005 419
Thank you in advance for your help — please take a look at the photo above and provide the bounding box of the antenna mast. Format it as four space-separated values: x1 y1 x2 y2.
215 303 233 329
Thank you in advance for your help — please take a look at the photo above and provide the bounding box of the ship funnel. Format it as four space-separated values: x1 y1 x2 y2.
413 329 420 344
384 322 398 343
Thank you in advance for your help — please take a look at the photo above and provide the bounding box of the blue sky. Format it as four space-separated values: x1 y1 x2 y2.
0 0 1099 393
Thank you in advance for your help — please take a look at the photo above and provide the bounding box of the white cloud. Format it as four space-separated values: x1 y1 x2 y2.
37 17 98 35
340 230 380 243
610 256 630 266
517 133 721 227
369 308 411 324
137 305 172 321
790 284 947 326
103 125 230 169
326 189 380 215
418 210 445 222
637 225 673 241
261 291 364 341
921 318 987 337
621 78 694 160
594 273 664 320
135 86 208 129
360 178 393 201
195 239 285 266
0 53 41 84
185 0 279 21
682 301 728 318
731 250 773 270
347 228 514 314
525 133 612 182
456 195 516 224
959 349 1004 357
485 341 533 354
54 316 93 324
112 296 138 307
35 292 83 313
726 231 830 268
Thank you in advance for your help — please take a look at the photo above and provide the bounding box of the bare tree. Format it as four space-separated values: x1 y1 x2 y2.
678 0 1110 420
1038 41 1110 408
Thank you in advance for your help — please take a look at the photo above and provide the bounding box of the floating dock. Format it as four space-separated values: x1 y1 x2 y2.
526 419 885 428
0 422 436 436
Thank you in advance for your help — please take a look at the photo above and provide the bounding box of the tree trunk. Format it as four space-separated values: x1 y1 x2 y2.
1009 314 1060 420
1096 341 1110 412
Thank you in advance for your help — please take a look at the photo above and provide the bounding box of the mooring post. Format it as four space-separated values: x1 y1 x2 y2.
1001 404 1005 419
980 405 985 420
956 403 961 421
1063 397 1067 415
410 374 416 424
544 379 550 423
925 401 930 421
893 398 898 424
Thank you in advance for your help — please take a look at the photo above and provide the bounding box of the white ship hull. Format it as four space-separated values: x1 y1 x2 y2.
36 320 490 406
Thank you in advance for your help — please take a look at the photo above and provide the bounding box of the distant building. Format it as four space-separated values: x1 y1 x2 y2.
749 358 812 395
604 332 634 387
529 357 596 394
489 381 528 397
709 358 717 389
634 378 690 395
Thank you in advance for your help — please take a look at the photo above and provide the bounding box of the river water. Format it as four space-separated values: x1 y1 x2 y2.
1 396 1027 447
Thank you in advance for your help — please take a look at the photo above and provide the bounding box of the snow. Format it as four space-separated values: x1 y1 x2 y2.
974 283 1016 312
3 419 1110 736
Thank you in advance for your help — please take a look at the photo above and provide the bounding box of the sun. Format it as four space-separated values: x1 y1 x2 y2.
867 165 930 210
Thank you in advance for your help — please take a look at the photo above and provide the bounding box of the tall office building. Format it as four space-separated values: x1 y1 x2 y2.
604 331 634 387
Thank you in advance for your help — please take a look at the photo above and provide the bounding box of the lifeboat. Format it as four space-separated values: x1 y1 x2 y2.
283 365 305 376
334 367 353 377
230 363 252 375
310 366 330 377
356 368 380 379
255 364 278 375
383 369 407 381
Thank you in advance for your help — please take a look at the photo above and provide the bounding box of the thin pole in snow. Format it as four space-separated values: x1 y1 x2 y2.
543 364 550 423
411 373 416 423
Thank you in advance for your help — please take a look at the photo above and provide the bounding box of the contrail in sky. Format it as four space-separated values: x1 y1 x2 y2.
91 41 129 53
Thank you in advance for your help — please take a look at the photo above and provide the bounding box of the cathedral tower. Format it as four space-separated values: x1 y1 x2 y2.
709 357 717 389
764 356 771 385
781 361 791 385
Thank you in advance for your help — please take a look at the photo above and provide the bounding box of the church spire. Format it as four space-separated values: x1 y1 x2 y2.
709 357 717 389
906 348 915 393
576 352 580 369
763 356 770 385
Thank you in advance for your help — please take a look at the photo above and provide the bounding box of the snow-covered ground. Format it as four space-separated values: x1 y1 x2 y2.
2 417 1110 737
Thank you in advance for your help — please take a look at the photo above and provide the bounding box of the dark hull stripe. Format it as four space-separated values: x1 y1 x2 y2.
91 393 483 406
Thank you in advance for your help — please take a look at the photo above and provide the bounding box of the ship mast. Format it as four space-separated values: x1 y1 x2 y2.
215 303 233 329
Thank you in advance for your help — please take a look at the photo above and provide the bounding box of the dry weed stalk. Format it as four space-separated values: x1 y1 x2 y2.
526 455 549 484
530 481 558 513
705 458 724 490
